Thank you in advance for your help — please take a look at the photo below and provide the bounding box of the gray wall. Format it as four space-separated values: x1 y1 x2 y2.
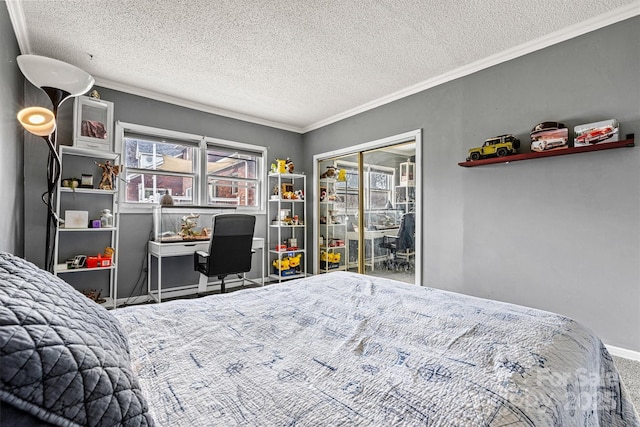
303 17 640 352
23 87 303 299
13 7 639 351
0 2 24 256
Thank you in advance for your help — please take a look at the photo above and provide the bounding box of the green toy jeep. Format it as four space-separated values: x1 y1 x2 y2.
467 134 521 161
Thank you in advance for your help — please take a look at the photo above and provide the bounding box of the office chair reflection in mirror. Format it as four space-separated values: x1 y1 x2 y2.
380 212 415 272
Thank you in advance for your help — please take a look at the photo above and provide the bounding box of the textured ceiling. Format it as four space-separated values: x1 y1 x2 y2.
8 0 640 132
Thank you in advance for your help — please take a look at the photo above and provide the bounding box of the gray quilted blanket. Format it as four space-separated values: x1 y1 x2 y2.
0 252 154 426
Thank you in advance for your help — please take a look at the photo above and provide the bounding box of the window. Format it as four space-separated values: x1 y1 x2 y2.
334 161 393 210
206 146 260 207
123 137 197 205
116 123 265 210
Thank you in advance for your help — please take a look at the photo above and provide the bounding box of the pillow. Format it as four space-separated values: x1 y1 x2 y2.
0 252 154 426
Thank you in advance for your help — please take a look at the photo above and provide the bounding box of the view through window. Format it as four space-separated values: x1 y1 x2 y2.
120 125 264 208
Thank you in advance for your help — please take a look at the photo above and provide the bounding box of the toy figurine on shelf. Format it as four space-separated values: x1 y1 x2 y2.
285 157 294 173
288 253 302 271
96 160 120 190
320 166 336 179
275 159 287 173
273 257 290 271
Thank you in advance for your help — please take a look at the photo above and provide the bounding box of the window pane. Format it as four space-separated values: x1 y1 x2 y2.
336 168 358 190
208 178 257 207
370 172 391 189
125 138 195 173
370 190 389 209
207 149 258 178
125 173 193 204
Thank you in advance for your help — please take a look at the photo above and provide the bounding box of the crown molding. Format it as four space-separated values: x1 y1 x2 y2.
8 0 639 135
6 0 31 54
301 1 640 133
94 77 304 133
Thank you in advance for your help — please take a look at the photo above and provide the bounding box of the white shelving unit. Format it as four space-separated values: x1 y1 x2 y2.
318 178 348 273
267 172 306 282
53 146 120 309
395 184 415 214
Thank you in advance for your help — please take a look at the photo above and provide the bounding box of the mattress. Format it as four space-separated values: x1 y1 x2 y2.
113 271 639 426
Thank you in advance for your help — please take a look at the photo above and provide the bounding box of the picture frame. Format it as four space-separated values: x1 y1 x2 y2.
64 210 88 229
80 174 94 188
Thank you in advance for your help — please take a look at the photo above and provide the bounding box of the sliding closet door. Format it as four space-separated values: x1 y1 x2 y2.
317 154 358 275
361 143 416 284
315 140 417 284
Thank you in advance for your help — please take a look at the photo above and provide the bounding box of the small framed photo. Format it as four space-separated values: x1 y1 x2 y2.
80 174 94 188
281 183 294 194
65 210 88 229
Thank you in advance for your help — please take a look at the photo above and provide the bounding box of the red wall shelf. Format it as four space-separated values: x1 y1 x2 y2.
458 138 634 167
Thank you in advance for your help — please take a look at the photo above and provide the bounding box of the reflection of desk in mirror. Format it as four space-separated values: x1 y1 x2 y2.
347 228 399 271
148 238 264 303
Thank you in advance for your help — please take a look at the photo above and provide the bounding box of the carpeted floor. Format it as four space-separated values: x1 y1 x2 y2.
613 356 640 415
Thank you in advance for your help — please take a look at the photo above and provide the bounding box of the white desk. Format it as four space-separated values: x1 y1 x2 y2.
347 228 398 271
148 237 264 303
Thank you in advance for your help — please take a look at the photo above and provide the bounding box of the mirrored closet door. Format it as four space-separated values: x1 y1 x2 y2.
314 131 420 284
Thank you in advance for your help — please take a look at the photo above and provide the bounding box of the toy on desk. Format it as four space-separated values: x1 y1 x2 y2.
320 189 327 201
337 168 346 182
295 189 304 200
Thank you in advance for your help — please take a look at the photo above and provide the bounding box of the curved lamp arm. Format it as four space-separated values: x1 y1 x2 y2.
16 55 94 272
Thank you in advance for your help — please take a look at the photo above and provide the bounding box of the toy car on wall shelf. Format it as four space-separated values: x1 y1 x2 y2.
466 134 520 161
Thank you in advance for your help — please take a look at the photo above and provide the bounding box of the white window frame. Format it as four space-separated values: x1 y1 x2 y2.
115 122 266 213
202 137 267 212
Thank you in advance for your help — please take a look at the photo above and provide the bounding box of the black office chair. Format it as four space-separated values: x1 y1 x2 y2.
380 212 415 271
193 214 256 294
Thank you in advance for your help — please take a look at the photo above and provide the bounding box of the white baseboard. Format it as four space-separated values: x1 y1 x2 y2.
606 344 640 361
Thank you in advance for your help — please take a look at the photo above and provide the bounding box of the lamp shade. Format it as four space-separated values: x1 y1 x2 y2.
17 54 94 97
17 107 56 136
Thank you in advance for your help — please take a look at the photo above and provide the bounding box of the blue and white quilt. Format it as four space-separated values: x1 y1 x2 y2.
114 272 639 426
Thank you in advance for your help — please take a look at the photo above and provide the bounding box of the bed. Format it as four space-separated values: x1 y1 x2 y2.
1 251 638 426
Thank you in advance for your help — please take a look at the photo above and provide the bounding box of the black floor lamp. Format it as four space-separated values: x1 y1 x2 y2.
16 55 94 272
